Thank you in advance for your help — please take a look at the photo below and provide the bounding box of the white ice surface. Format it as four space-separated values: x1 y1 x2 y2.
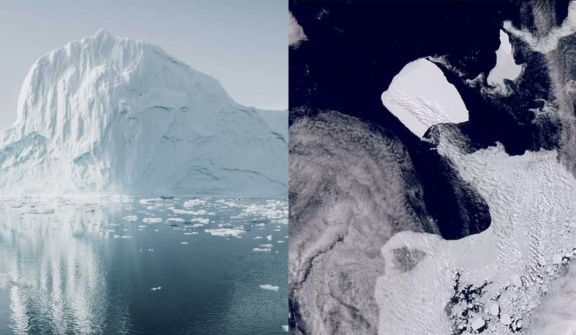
503 1 576 54
289 12 307 48
381 58 469 138
204 228 244 238
376 133 576 334
0 29 287 198
259 284 279 291
487 30 523 94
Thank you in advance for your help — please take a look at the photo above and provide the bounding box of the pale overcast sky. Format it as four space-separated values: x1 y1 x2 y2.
0 0 287 130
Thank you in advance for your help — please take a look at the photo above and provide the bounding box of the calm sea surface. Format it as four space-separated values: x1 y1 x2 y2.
0 196 288 335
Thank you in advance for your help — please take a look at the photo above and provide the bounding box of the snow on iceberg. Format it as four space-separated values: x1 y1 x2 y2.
0 29 287 197
381 58 469 138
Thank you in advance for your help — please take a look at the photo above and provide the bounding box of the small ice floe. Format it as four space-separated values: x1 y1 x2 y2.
149 249 154 252
273 229 281 232
259 284 279 291
266 235 272 241
259 244 273 248
143 217 162 223
140 198 157 205
500 313 512 325
121 235 132 239
114 235 120 238
123 215 138 222
282 325 289 332
183 232 194 235
471 317 485 332
277 240 285 243
489 303 500 317
171 208 207 215
553 253 563 265
181 242 189 245
190 223 204 228
167 218 185 223
254 236 263 239
253 248 272 252
255 223 266 227
138 225 147 228
191 218 209 224
205 228 245 238
183 199 206 207
150 286 162 291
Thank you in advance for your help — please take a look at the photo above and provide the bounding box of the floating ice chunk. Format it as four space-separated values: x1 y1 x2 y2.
489 303 500 317
254 236 263 239
171 208 207 215
266 235 272 241
140 198 159 205
277 240 285 243
121 235 132 239
259 244 274 248
138 225 147 228
181 242 188 245
191 218 209 224
122 215 137 222
500 313 512 325
253 248 272 252
289 11 307 48
205 228 245 237
183 199 206 207
167 218 184 222
381 58 469 138
259 284 279 291
149 249 154 251
143 217 162 223
273 229 281 232
486 30 523 94
150 286 162 291
255 223 266 227
282 325 289 332
471 317 485 331
553 253 563 265
190 223 204 228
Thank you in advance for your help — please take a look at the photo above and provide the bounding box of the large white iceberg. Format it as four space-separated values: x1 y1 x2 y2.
0 29 287 197
381 58 469 138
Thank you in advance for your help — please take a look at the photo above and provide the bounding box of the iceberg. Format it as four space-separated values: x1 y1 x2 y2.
0 29 287 198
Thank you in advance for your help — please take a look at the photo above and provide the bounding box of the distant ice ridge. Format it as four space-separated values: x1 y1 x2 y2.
0 29 287 197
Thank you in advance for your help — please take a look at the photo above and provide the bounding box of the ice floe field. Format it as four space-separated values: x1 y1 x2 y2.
0 195 288 334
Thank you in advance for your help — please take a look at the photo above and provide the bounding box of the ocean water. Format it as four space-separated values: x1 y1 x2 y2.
0 196 288 335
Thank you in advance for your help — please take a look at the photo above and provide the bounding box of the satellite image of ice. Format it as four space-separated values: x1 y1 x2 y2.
289 1 576 334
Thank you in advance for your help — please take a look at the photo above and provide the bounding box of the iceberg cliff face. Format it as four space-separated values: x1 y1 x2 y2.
0 29 287 197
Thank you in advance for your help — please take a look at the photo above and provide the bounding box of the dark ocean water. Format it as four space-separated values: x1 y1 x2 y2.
0 197 288 335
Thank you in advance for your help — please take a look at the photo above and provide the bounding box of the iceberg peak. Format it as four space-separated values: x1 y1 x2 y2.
94 28 113 40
